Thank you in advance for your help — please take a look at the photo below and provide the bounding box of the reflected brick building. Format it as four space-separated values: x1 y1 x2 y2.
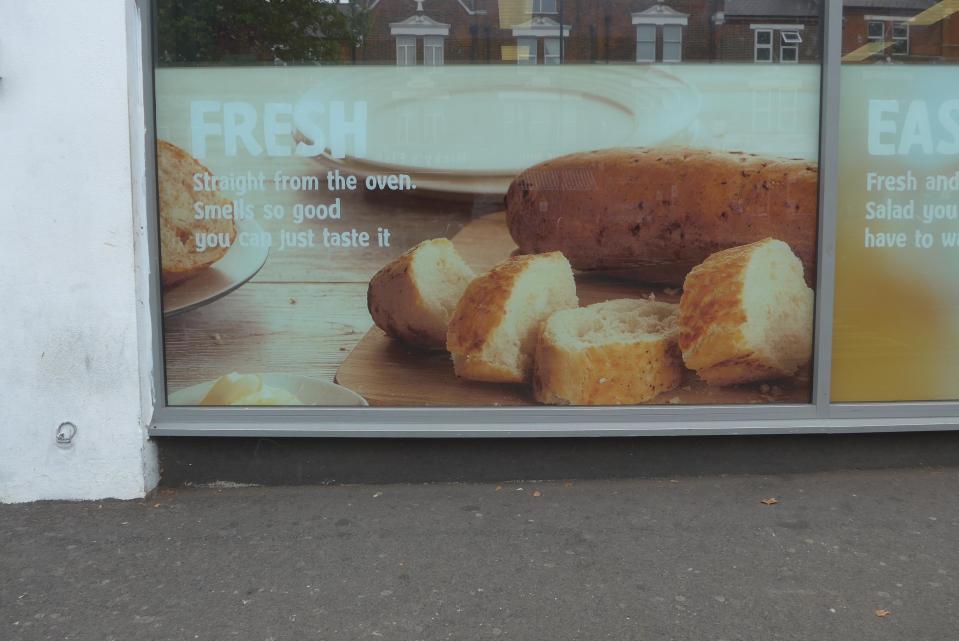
342 0 957 65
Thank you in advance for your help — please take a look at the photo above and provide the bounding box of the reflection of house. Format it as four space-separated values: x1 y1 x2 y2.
841 0 958 62
345 0 957 65
714 0 820 63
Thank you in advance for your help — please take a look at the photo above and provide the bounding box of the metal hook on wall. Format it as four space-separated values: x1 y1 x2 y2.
56 422 78 447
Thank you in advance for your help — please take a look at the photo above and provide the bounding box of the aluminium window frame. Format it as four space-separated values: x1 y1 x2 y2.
134 0 959 437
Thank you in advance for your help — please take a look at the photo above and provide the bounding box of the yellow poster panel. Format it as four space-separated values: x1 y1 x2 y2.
832 66 959 401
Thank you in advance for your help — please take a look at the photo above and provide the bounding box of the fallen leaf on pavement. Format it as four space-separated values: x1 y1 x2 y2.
495 485 503 492
564 481 573 488
760 498 780 506
532 490 542 497
875 609 891 618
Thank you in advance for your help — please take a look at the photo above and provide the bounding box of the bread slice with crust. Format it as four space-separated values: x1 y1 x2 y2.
678 238 814 385
367 238 476 350
447 252 578 383
158 140 237 286
533 299 683 405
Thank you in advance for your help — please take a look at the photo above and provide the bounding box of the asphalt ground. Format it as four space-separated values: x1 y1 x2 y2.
2 468 958 640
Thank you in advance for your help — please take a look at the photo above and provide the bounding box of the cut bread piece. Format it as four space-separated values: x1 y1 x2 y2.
447 252 578 383
367 238 476 350
533 299 683 405
158 140 237 287
678 238 814 386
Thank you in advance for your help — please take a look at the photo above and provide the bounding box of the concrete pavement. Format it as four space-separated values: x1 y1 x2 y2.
2 469 958 640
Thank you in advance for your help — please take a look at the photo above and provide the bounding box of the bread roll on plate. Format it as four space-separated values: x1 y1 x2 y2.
447 252 577 383
678 238 813 385
158 140 237 286
367 239 476 350
533 299 683 405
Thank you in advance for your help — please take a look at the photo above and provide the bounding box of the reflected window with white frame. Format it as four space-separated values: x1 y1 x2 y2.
754 29 773 62
636 24 656 62
396 35 416 66
866 20 884 52
532 0 558 14
892 21 909 55
663 24 682 62
517 36 537 64
424 35 445 66
544 37 561 64
780 30 801 63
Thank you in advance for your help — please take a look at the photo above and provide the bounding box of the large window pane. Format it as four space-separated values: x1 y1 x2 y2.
833 2 959 402
154 0 823 409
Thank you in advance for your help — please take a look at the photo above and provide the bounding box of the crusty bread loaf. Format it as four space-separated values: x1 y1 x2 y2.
158 140 237 287
505 147 818 286
678 238 814 385
446 252 578 383
367 239 476 350
533 299 683 405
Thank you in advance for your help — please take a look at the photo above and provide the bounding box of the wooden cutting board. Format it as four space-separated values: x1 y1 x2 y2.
335 212 810 406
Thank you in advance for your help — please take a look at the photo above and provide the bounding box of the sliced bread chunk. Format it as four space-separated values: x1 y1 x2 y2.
447 252 578 383
533 299 683 405
367 238 476 350
158 140 237 286
678 238 814 385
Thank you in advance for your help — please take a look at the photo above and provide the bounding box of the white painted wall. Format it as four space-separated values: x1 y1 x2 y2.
0 0 158 502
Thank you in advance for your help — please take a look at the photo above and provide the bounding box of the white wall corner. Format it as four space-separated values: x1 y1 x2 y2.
0 0 158 503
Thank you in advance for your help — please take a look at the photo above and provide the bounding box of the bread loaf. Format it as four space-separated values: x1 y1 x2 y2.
678 238 814 385
446 252 578 383
367 239 476 350
505 147 818 286
158 140 237 286
533 299 682 405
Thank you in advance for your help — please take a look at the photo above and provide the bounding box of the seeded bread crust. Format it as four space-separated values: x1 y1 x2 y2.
505 147 818 286
158 140 236 287
678 239 812 385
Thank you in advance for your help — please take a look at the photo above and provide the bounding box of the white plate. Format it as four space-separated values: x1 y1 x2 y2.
162 219 269 317
297 65 700 196
168 373 369 407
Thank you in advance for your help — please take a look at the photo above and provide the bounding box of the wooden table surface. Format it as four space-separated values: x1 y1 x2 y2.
163 155 501 393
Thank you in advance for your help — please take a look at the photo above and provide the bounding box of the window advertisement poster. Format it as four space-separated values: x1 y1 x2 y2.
154 0 823 408
832 3 959 403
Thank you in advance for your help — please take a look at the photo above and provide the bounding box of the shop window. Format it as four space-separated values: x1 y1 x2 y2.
754 29 773 62
396 35 416 66
636 24 656 62
781 31 802 63
663 24 682 63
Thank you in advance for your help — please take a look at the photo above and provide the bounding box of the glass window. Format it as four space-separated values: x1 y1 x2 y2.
834 4 959 402
662 25 682 63
424 35 445 66
891 22 909 55
754 29 773 62
636 24 656 63
516 36 537 64
544 38 561 65
780 31 801 63
396 35 416 66
532 0 558 14
152 0 823 411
